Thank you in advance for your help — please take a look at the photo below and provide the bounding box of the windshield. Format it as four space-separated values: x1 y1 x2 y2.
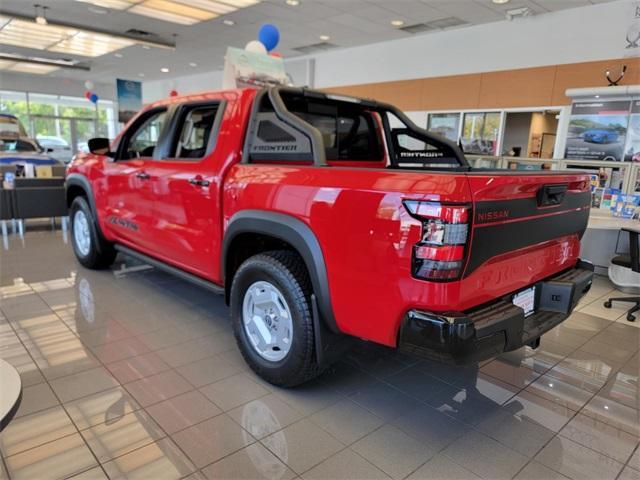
0 139 39 153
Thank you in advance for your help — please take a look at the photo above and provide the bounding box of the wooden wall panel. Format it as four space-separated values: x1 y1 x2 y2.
321 57 637 111
371 79 422 110
478 66 556 108
420 73 482 110
322 83 376 99
551 59 639 105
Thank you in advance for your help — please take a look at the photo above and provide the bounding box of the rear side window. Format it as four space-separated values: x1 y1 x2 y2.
170 103 220 160
245 92 383 164
285 97 383 161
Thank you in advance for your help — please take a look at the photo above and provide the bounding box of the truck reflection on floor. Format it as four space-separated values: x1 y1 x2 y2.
70 263 633 479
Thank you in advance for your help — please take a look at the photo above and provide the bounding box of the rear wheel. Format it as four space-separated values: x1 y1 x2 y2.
230 251 321 387
70 196 116 269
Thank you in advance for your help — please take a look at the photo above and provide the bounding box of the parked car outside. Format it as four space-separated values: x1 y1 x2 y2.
0 136 62 167
37 135 74 163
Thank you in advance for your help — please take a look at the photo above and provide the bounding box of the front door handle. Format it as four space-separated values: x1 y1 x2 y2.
189 177 210 187
136 172 150 180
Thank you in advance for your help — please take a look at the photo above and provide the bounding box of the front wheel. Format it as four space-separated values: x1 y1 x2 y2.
230 251 321 387
70 196 116 269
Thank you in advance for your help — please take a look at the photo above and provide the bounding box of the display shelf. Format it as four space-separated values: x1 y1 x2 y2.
588 208 639 230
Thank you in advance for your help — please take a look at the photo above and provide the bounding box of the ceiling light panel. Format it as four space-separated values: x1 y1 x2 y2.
0 17 76 50
142 0 217 19
0 14 135 57
177 0 236 14
0 59 58 74
49 31 135 56
8 62 59 74
76 0 259 25
220 0 259 7
76 0 140 10
128 5 201 24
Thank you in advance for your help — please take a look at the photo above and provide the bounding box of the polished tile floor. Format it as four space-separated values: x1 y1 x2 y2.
0 229 638 480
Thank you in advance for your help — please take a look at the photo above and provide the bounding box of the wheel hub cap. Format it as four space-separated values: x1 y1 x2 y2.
242 281 293 362
73 210 91 257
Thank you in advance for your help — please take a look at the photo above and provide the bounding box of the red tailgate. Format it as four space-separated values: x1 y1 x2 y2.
462 171 591 290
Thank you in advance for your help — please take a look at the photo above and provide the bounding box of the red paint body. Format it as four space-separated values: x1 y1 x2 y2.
68 88 590 348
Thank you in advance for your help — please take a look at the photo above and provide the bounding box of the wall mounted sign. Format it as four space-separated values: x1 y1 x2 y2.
565 101 630 161
116 79 143 124
222 47 287 89
624 100 640 162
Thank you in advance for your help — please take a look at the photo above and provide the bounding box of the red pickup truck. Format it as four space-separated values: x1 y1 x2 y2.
66 87 594 386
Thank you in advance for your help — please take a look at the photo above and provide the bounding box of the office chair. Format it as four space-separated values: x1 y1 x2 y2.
604 226 640 322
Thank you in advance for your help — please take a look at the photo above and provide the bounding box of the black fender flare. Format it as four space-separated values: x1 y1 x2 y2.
222 210 340 334
65 173 109 249
65 173 97 212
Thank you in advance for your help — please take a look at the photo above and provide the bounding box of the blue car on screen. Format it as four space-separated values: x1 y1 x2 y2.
583 129 619 144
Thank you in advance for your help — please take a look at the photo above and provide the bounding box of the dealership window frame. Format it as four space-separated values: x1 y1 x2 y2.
422 106 569 159
0 89 118 148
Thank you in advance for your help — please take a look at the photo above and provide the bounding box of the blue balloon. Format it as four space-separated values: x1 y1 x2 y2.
89 93 98 103
258 24 279 52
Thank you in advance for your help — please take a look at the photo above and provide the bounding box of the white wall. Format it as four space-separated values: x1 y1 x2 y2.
0 72 116 100
311 0 629 88
142 70 224 104
142 0 630 101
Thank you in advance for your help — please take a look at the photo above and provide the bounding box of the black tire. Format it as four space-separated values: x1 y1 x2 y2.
603 300 612 309
627 314 636 322
69 196 116 269
230 250 321 387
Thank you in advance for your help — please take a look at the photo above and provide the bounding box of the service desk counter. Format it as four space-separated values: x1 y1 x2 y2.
581 210 639 275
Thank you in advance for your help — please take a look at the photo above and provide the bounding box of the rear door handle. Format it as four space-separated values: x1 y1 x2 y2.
189 177 210 187
136 172 150 180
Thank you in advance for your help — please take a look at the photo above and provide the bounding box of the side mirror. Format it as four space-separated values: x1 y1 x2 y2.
46 148 54 153
88 137 111 155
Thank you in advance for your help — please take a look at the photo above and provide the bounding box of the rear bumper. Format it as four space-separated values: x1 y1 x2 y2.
398 259 594 364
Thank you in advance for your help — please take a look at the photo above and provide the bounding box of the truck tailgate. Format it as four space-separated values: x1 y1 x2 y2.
464 171 591 278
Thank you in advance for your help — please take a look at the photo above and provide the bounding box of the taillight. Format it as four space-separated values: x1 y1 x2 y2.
403 200 470 281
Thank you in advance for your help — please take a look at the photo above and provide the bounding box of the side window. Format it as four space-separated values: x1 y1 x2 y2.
171 104 219 160
121 109 167 160
290 104 383 161
389 126 460 168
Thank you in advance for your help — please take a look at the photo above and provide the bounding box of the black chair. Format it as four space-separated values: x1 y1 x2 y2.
14 177 65 188
10 178 68 235
604 226 640 322
13 187 68 220
0 188 13 237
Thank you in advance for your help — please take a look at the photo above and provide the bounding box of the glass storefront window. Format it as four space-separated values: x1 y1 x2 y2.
0 89 117 162
427 113 460 142
0 90 29 134
461 112 501 154
58 96 98 119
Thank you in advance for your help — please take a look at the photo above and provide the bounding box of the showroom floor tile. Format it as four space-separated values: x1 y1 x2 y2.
1 229 639 479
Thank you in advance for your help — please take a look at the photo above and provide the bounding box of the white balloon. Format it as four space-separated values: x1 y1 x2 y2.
84 80 94 90
245 40 267 55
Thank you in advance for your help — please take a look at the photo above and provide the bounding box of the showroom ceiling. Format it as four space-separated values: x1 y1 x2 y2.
0 0 614 82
